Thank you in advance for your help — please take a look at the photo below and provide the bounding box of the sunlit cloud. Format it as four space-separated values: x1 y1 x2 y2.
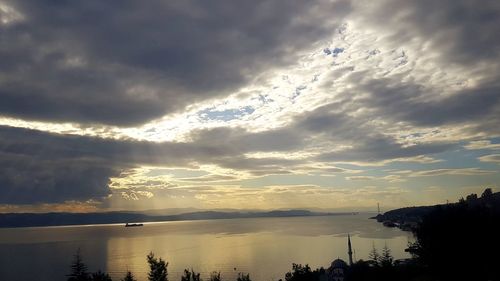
0 2 24 25
346 175 406 183
465 140 500 151
405 168 496 177
478 154 500 164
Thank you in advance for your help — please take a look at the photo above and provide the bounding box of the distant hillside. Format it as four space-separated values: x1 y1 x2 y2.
0 209 356 228
374 188 500 231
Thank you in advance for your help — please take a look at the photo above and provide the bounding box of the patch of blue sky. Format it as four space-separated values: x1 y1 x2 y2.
351 169 386 177
380 146 495 172
291 85 307 100
431 147 493 169
403 174 499 193
323 47 345 57
199 106 255 121
489 137 500 145
257 94 274 103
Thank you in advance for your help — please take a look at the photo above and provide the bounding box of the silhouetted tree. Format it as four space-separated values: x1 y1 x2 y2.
236 273 251 281
181 269 201 281
209 271 221 281
466 193 478 202
406 240 419 260
347 257 427 281
191 270 201 281
379 244 393 267
121 271 137 281
181 269 191 281
413 203 500 281
368 244 380 266
91 270 112 281
147 252 168 281
67 249 90 281
482 188 493 198
284 264 324 281
346 260 371 281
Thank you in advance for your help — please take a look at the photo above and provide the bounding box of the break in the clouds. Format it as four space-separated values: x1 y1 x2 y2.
0 0 350 125
0 0 499 211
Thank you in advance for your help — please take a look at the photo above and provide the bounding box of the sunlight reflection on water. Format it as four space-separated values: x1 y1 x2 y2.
0 214 412 281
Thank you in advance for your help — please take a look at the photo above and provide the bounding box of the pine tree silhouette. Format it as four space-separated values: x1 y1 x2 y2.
121 271 137 281
91 270 112 281
380 244 393 267
67 249 90 281
147 252 168 281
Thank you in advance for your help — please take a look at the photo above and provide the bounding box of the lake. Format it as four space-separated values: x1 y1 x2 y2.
0 214 412 281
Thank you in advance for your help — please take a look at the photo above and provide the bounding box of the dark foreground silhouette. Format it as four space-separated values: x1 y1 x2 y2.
66 189 500 281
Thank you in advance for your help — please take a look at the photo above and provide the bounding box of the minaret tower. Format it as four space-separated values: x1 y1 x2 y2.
348 233 354 266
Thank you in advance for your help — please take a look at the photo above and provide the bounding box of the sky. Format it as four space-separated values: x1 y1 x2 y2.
0 0 499 213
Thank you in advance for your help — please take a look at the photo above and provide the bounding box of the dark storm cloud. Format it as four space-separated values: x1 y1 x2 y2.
352 76 500 133
0 0 350 126
0 153 119 204
0 125 228 204
0 126 238 169
0 125 309 204
289 103 456 163
189 127 306 152
0 127 126 204
293 102 362 140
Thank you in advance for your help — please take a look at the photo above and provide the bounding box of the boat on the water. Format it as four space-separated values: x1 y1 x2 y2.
125 223 144 227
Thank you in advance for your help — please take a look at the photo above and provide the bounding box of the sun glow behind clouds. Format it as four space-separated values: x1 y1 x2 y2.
1 0 500 212
101 17 500 209
0 2 24 25
0 21 475 144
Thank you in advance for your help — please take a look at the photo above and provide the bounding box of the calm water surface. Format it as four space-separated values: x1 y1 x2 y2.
0 214 412 281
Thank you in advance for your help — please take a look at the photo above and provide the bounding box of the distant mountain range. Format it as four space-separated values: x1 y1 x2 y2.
0 209 357 228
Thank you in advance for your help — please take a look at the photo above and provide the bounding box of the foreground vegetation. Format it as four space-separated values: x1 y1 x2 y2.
67 250 250 281
67 188 500 281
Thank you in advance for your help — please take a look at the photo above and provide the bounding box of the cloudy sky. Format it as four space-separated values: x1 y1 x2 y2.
1 0 499 213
